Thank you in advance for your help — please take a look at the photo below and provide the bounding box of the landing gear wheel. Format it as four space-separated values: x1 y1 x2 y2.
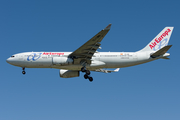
22 67 26 75
84 74 88 79
86 70 90 75
81 67 86 72
89 77 93 82
81 66 93 82
22 71 26 75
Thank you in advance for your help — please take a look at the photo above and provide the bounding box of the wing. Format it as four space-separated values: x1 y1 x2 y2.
69 24 112 65
94 68 120 73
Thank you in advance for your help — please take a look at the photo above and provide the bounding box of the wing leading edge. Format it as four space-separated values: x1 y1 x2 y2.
69 24 112 65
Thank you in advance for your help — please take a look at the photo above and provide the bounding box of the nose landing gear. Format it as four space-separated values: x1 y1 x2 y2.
22 67 26 75
81 67 93 82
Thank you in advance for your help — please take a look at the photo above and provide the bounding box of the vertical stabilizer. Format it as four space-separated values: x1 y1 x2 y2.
139 27 174 52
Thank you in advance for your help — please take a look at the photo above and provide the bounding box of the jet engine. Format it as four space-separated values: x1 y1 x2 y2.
59 69 79 78
53 57 73 65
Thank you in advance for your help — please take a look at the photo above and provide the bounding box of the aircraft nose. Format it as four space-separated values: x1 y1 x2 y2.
6 56 20 66
6 57 15 64
6 58 11 64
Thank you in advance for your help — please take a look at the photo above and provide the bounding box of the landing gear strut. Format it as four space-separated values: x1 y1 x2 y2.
22 67 26 75
81 66 93 82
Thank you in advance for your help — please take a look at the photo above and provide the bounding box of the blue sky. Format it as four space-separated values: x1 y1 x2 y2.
0 0 180 120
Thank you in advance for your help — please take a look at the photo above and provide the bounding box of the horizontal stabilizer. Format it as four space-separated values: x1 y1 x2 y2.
151 45 172 58
94 68 120 73
161 57 170 60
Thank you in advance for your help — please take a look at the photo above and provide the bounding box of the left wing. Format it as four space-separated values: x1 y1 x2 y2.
69 24 112 65
94 68 120 73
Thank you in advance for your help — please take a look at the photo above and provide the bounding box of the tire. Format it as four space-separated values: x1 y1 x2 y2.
22 71 26 75
89 77 93 82
84 74 88 79
81 67 86 72
86 70 90 75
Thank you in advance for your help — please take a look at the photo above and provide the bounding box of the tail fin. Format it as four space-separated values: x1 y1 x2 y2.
139 27 174 52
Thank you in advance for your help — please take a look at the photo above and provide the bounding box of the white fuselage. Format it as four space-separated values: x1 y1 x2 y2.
6 51 157 71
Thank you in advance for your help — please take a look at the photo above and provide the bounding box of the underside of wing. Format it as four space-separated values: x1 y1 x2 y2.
69 24 112 65
94 68 120 73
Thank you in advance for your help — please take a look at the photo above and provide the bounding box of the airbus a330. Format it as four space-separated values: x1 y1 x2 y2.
6 24 173 82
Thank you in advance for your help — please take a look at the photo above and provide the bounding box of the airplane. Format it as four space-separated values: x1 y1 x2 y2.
6 24 174 82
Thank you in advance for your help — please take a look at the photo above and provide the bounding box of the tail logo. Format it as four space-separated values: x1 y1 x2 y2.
153 38 168 51
149 28 171 50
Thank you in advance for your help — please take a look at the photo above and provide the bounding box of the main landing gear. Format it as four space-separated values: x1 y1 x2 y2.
22 67 26 75
81 67 93 82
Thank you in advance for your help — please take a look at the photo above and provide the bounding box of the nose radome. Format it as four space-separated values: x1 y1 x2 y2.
6 58 11 64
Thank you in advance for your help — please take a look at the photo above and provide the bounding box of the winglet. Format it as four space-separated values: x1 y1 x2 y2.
104 24 112 30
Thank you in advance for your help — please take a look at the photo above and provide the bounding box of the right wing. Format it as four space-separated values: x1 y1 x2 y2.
69 24 112 65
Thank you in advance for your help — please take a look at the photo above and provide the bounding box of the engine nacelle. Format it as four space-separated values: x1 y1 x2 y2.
59 69 79 78
52 57 73 65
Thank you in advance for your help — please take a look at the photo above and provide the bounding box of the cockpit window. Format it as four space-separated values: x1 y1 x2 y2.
11 56 15 57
